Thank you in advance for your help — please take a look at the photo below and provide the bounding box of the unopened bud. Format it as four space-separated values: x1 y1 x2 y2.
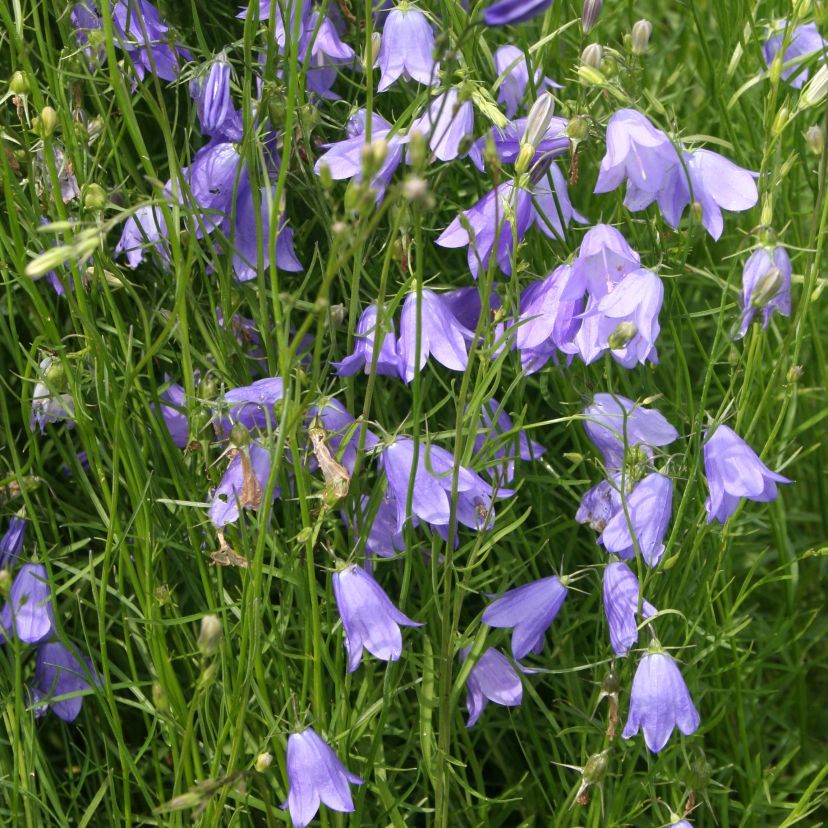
607 321 638 349
581 0 602 33
82 183 107 211
229 423 250 449
685 751 713 790
408 128 427 167
690 200 704 224
9 70 31 96
43 358 67 388
33 106 58 138
577 64 605 86
787 364 804 382
403 175 429 202
799 64 828 109
523 93 556 148
198 376 218 400
582 751 610 785
155 584 172 606
769 54 784 86
152 681 168 711
330 303 346 328
514 142 536 175
87 116 103 144
806 124 824 155
772 106 790 137
255 752 273 772
0 570 12 596
198 614 223 657
751 266 784 308
565 114 590 143
581 43 603 69
630 19 653 54
368 32 382 68
317 161 333 189
760 197 773 227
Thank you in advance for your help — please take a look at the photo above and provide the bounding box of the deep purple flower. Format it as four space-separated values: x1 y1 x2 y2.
594 109 680 203
0 517 27 569
380 438 508 533
30 642 98 722
576 267 664 368
0 564 55 644
472 398 545 483
703 424 791 523
460 646 523 727
575 478 622 532
763 22 826 89
332 564 421 671
154 382 188 448
602 561 656 656
71 2 105 64
299 10 357 100
281 727 364 828
410 89 474 162
441 286 504 337
482 576 567 660
437 181 534 278
191 58 242 140
494 45 561 119
622 649 700 752
737 245 792 338
468 116 569 172
582 393 679 471
209 441 276 527
483 0 553 26
333 305 400 378
397 289 474 382
599 472 673 567
376 6 438 92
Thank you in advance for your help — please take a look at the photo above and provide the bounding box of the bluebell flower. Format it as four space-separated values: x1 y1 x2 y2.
409 89 475 162
0 564 55 644
220 377 285 433
460 646 523 727
30 357 75 433
599 472 673 567
209 441 276 528
571 223 641 298
376 5 438 92
763 22 826 89
30 641 98 722
531 163 588 240
493 45 561 119
305 398 379 473
190 57 242 140
0 517 27 569
482 576 567 660
737 245 792 338
703 424 791 523
622 647 700 752
299 10 357 101
575 478 622 532
472 398 545 484
333 305 401 378
332 564 421 671
281 727 364 828
602 561 656 656
483 0 553 27
154 381 189 449
468 116 569 172
115 205 170 269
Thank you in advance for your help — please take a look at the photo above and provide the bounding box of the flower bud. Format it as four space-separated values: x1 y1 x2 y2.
43 357 67 389
581 43 603 69
367 32 381 71
607 321 638 349
33 106 58 138
565 114 590 143
198 614 223 657
152 681 168 711
198 376 218 400
523 93 556 148
581 0 602 33
772 106 790 137
577 64 605 86
806 124 824 155
690 200 704 224
799 64 828 109
0 569 12 597
403 175 429 203
601 670 620 697
582 750 609 785
82 183 107 211
255 752 273 772
685 750 713 790
750 265 784 308
514 143 536 175
317 160 333 189
630 19 653 54
407 128 427 168
787 364 804 383
9 70 31 96
155 584 172 606
229 423 250 449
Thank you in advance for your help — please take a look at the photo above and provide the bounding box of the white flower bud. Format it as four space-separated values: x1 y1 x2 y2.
631 19 653 54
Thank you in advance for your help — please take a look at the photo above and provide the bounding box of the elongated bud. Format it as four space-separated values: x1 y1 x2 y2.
772 106 790 137
9 70 30 96
581 0 602 33
751 266 784 308
82 183 107 211
578 64 605 85
806 124 824 155
608 321 638 349
43 358 67 388
198 614 223 657
799 64 828 109
408 128 427 167
152 681 168 711
601 670 620 698
367 32 381 70
33 106 58 138
581 43 603 69
317 161 333 189
630 19 653 54
0 569 12 596
523 93 556 147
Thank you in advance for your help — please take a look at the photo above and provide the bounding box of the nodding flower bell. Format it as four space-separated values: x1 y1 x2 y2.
737 245 791 338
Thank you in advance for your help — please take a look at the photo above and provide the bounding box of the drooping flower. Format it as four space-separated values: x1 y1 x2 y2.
737 245 792 338
482 576 567 660
575 478 622 532
299 9 357 100
220 377 285 433
71 2 105 64
190 57 242 140
762 22 827 89
353 493 406 559
397 289 474 382
582 393 679 471
460 646 523 727
570 223 641 298
409 89 474 162
0 517 27 569
281 727 364 828
622 648 700 752
602 561 656 656
334 305 400 378
594 109 680 205
531 163 588 240
30 641 98 722
115 205 171 269
209 441 276 527
702 424 791 523
472 398 545 483
599 472 673 567
332 564 422 671
493 45 561 119
30 356 75 433
483 0 553 27
376 6 438 92
437 181 534 278
154 381 189 448
238 0 311 46
0 564 55 644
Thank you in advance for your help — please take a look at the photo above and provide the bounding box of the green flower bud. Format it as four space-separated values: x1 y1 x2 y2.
198 614 223 657
565 114 590 143
82 183 107 211
255 753 273 772
787 364 804 383
198 376 218 400
685 750 713 790
799 64 828 109
33 106 58 138
43 357 67 389
582 750 610 785
317 161 333 189
607 321 638 349
155 584 172 606
631 19 653 54
601 670 620 697
0 569 12 597
806 124 824 155
152 681 169 711
772 106 790 136
229 423 250 449
9 70 31 96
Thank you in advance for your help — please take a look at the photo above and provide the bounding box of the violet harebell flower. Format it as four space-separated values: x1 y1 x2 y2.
468 117 570 172
332 564 422 671
409 89 475 162
333 305 401 378
376 6 439 93
483 0 553 27
737 245 792 338
154 381 189 449
763 22 827 89
460 646 523 726
0 563 56 644
0 516 27 569
281 727 364 828
575 478 622 533
494 45 561 119
703 424 791 523
602 561 656 656
482 576 568 660
571 223 641 299
30 641 98 722
622 648 700 752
